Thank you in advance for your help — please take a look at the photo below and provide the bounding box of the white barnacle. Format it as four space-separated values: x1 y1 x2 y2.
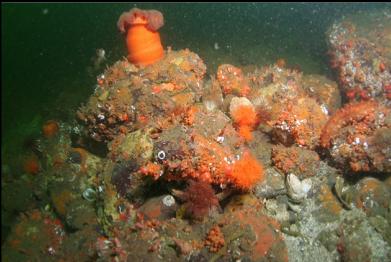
100 73 105 79
279 121 290 131
204 100 217 112
72 126 81 134
68 174 77 182
294 119 306 126
216 136 225 143
363 141 369 150
93 85 100 93
47 246 56 255
98 186 104 193
157 150 166 160
353 137 360 145
97 113 105 120
82 188 96 202
162 195 175 207
118 204 125 214
320 104 329 115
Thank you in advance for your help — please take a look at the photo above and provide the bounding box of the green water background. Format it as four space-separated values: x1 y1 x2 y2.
2 3 391 168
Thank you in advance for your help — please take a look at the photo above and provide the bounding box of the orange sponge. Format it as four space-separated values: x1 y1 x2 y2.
228 151 264 191
231 105 257 126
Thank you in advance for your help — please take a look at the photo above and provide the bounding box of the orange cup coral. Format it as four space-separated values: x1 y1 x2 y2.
23 154 40 175
42 120 59 138
117 8 164 66
231 105 258 141
227 151 264 191
230 98 258 141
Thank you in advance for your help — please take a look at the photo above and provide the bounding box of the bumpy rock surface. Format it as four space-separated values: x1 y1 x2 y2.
327 10 391 105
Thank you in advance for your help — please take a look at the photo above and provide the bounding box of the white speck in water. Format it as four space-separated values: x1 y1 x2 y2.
214 42 220 50
42 8 49 15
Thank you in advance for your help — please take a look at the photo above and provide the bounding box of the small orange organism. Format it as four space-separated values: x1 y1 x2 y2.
228 151 264 191
70 148 88 173
23 154 40 175
139 161 163 180
204 225 225 253
42 120 59 138
276 58 286 68
231 104 258 141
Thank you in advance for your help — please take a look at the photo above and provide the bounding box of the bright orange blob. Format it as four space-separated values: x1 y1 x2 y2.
231 105 257 127
228 151 264 191
126 24 164 66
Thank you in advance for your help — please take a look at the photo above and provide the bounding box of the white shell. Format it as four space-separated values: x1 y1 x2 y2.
162 195 176 207
286 173 312 202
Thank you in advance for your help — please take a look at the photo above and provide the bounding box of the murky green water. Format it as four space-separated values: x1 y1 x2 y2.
2 3 390 159
2 2 391 242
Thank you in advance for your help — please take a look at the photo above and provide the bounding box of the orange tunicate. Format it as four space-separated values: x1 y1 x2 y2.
23 155 40 175
42 120 59 138
228 151 264 191
117 8 164 66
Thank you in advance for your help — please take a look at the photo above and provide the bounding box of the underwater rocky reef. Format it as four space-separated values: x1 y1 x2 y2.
2 7 391 262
